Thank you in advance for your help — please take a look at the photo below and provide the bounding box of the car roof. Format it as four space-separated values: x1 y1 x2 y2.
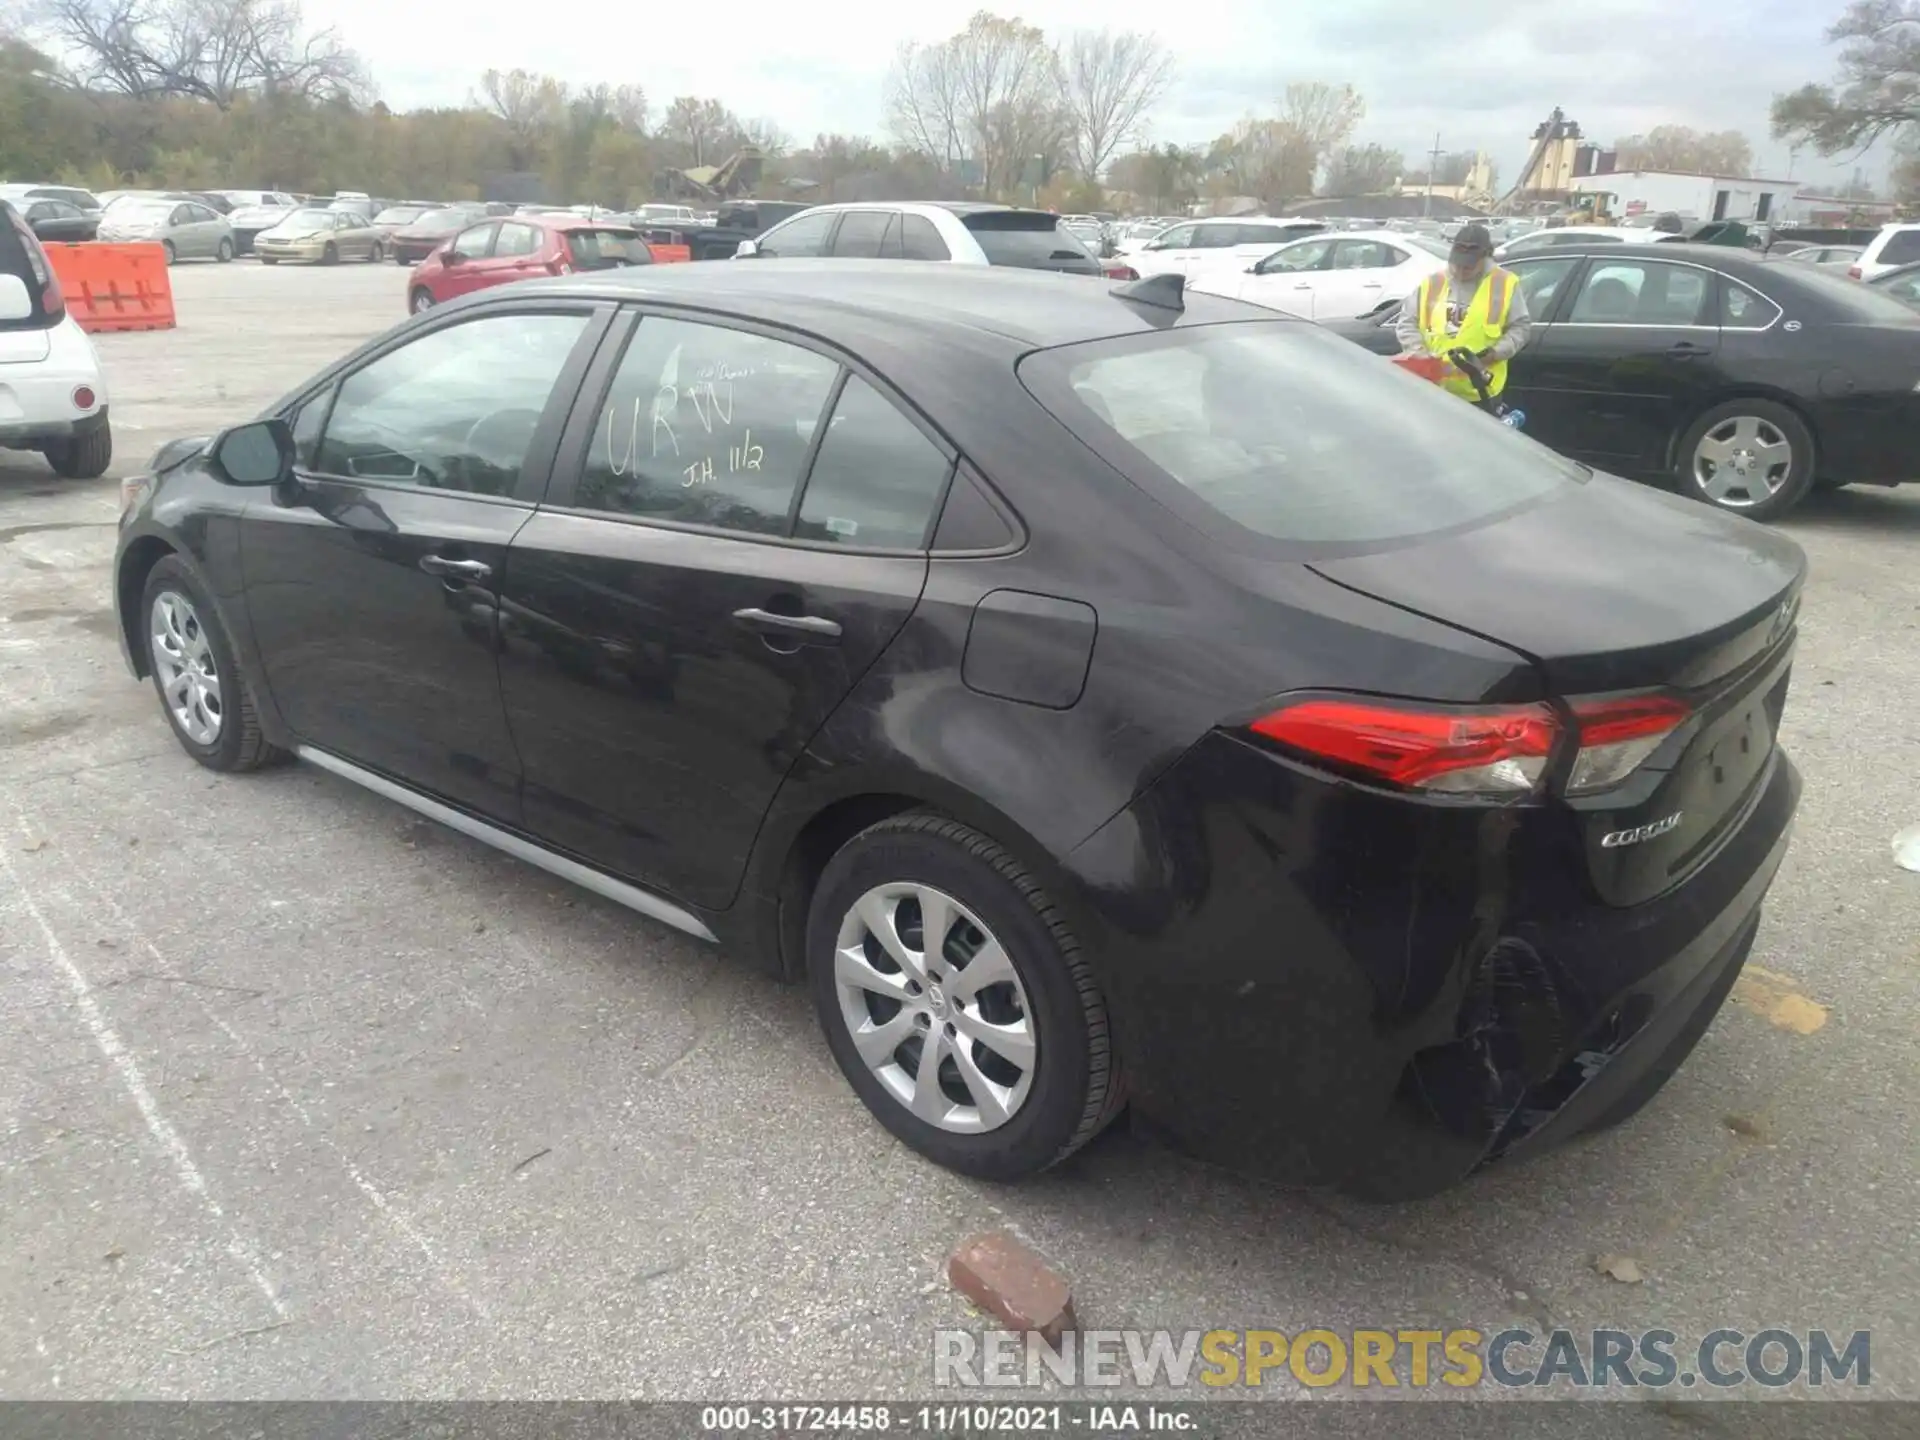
501 257 1272 349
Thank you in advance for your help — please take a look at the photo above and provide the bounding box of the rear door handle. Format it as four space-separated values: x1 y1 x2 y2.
420 555 492 582
1668 341 1713 357
732 607 842 641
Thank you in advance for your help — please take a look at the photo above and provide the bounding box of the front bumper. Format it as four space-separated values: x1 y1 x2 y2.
1067 730 1801 1200
254 241 329 262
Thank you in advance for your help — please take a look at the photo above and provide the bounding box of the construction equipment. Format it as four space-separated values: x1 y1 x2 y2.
1566 190 1616 225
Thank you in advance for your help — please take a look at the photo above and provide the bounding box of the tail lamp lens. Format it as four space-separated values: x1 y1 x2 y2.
1567 694 1690 794
1249 691 1692 798
1251 699 1558 794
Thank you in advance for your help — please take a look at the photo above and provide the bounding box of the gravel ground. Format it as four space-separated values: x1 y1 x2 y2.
2 261 1917 1411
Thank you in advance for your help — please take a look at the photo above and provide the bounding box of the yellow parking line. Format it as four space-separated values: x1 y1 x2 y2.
1731 964 1829 1035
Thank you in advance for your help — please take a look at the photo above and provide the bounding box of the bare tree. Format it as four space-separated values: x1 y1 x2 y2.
1321 142 1403 197
1061 27 1172 181
943 11 1065 197
1613 125 1753 176
476 68 568 166
659 95 740 166
1278 81 1365 177
1774 1 1920 157
42 0 364 107
886 37 966 176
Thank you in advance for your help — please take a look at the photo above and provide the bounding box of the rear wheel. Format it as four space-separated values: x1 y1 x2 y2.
140 557 283 772
807 812 1124 1181
43 424 112 480
161 240 176 265
410 287 435 314
1675 399 1814 521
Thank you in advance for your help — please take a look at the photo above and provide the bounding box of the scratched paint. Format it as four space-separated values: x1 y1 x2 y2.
1731 964 1830 1035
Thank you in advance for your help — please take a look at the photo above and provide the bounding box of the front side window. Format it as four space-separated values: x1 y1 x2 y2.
313 313 588 496
1506 256 1581 316
757 211 835 257
451 224 496 258
794 376 952 548
1149 224 1196 250
1023 322 1579 551
575 317 840 534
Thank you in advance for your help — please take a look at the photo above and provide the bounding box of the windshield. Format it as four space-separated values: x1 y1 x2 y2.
409 208 469 230
566 228 652 268
276 209 335 229
1021 321 1581 552
374 206 425 225
106 200 174 223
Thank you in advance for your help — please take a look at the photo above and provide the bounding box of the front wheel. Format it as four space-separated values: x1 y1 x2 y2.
807 813 1124 1181
43 424 112 479
322 242 338 266
369 240 385 263
139 557 283 772
1676 399 1815 521
216 236 233 262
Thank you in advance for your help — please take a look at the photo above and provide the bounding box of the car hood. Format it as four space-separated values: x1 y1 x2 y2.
263 226 327 240
99 220 163 235
1308 473 1806 695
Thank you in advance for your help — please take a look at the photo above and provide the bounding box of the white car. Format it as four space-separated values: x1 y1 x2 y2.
1127 216 1328 279
1845 223 1920 280
1191 229 1451 320
1494 225 1670 260
1111 219 1173 254
736 202 1107 275
0 202 112 479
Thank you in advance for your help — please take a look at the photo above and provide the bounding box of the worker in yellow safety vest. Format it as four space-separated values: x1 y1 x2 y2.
1394 222 1534 403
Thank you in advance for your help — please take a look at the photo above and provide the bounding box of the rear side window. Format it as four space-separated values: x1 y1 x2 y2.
494 222 540 257
575 317 840 534
899 215 950 261
567 229 652 269
794 376 953 548
1720 278 1781 329
964 214 1098 274
1021 323 1578 552
830 211 893 258
1878 230 1920 266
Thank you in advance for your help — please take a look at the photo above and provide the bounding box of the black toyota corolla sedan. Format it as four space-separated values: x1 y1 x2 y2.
112 261 1803 1200
1319 242 1920 522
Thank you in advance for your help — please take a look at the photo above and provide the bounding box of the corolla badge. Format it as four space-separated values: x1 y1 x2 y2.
1601 812 1684 848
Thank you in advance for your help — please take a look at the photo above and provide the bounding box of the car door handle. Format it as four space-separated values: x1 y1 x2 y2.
1668 341 1713 357
420 555 492 582
732 607 842 641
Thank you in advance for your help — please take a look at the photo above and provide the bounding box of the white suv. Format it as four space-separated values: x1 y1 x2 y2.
0 201 112 479
736 202 1109 276
1847 222 1920 281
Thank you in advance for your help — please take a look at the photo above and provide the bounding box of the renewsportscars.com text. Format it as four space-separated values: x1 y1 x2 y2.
933 1327 1871 1391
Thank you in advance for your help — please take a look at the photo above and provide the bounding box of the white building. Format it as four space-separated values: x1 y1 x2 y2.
1591 171 1801 226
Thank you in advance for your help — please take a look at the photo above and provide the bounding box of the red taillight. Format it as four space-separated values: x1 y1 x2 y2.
1249 690 1691 797
72 385 96 411
1104 262 1138 279
1847 265 1863 280
7 209 64 319
1567 693 1690 794
1250 698 1559 794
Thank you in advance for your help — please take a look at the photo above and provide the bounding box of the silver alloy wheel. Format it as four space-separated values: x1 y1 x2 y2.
149 591 223 745
1692 414 1794 508
833 882 1037 1134
412 289 434 313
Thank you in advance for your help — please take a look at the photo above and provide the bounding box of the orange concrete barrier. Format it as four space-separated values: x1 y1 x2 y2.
43 243 177 333
647 242 692 264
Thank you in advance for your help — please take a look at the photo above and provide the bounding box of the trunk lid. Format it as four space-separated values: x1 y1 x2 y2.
1311 476 1805 906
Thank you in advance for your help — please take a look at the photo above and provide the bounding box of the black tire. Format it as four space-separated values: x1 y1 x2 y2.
161 240 176 265
410 287 435 314
139 556 284 772
216 236 233 262
369 241 385 263
44 424 112 480
1674 399 1816 522
322 242 338 266
807 812 1125 1181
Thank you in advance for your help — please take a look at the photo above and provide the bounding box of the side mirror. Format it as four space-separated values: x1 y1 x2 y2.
442 248 464 265
0 273 32 322
209 418 294 486
734 239 760 258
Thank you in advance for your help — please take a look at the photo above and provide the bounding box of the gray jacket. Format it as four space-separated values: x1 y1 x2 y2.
1394 264 1533 362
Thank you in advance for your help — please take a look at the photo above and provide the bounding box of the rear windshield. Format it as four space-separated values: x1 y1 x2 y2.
1020 322 1582 553
1 206 59 330
566 228 653 268
964 213 1100 274
1879 230 1920 266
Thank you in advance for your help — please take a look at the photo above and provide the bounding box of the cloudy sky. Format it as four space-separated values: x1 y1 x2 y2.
308 0 1876 190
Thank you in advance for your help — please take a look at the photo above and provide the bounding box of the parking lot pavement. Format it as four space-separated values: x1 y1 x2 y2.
3 262 1919 1404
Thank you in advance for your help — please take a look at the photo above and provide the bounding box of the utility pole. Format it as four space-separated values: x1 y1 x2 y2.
1424 132 1442 217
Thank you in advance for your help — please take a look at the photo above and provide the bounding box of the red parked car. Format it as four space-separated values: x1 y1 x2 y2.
406 215 653 314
